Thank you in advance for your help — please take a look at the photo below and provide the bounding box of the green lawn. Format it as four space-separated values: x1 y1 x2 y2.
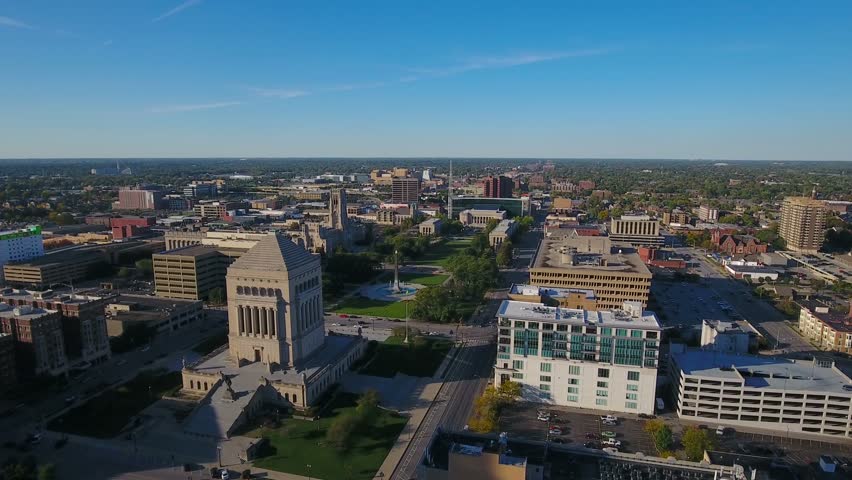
192 331 228 355
408 238 472 267
397 272 449 286
360 335 453 378
248 393 407 480
334 297 409 318
47 369 181 438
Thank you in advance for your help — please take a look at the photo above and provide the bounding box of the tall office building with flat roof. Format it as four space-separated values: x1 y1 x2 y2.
391 177 421 204
780 196 826 253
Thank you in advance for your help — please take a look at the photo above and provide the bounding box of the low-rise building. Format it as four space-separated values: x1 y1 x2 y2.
3 249 104 288
459 208 507 228
104 295 204 337
0 288 111 364
711 231 768 256
723 264 780 281
111 216 156 240
698 205 719 223
700 319 758 354
194 201 248 220
0 303 68 378
662 210 691 226
419 217 443 236
637 247 687 269
0 226 45 279
495 300 661 414
670 346 852 439
797 301 852 354
489 219 517 248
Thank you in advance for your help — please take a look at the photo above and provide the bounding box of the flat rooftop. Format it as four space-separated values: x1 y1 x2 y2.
491 219 515 235
156 244 222 257
531 238 651 276
509 284 596 299
672 350 852 394
498 300 661 330
0 303 56 320
0 288 107 305
798 300 852 333
108 294 201 310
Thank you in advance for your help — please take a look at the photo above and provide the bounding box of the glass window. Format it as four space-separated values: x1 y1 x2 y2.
626 393 638 400
540 384 551 392
627 371 640 381
556 324 569 332
567 378 580 385
540 375 551 382
567 386 579 393
596 398 608 406
627 384 639 391
569 365 581 375
571 325 583 333
596 390 608 397
540 363 552 372
600 327 612 336
567 395 579 402
646 331 658 339
511 372 524 379
528 322 539 330
598 368 609 378
512 360 524 369
625 402 637 409
631 330 643 338
514 321 525 328
542 323 554 331
597 381 608 388
616 328 628 337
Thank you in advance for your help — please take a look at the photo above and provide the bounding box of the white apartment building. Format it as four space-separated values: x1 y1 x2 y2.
698 205 719 223
0 226 44 276
670 346 852 439
494 300 661 415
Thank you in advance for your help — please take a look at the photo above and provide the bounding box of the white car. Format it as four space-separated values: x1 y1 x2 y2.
602 439 622 448
716 425 726 436
220 470 230 480
537 413 551 422
599 415 618 423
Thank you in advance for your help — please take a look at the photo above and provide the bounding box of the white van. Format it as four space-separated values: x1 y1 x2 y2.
656 398 665 412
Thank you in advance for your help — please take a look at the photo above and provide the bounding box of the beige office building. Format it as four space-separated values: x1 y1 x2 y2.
529 237 651 310
609 215 663 247
780 196 826 253
153 245 238 300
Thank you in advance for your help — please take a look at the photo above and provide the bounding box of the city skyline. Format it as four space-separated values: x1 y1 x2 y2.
1 1 851 160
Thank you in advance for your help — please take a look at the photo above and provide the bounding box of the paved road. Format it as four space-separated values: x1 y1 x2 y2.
391 335 496 480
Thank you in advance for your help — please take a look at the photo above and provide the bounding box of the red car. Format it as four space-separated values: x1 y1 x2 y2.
339 314 349 318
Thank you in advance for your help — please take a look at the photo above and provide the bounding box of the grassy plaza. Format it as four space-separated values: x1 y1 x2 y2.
47 369 181 438
247 393 407 479
359 335 453 378
333 273 447 318
408 238 472 267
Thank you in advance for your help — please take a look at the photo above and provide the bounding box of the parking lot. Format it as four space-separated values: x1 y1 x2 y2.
501 401 852 468
499 402 655 455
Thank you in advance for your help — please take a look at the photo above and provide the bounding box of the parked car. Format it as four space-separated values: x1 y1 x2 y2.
602 439 622 448
601 431 617 439
548 426 563 435
599 415 618 423
220 470 230 480
536 412 551 422
339 314 349 318
716 425 726 436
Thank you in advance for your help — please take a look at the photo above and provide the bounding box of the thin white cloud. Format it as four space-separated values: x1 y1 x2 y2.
153 0 203 22
410 48 612 77
147 101 243 113
247 87 311 99
0 15 34 29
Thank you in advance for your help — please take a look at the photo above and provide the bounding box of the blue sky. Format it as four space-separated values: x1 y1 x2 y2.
1 1 851 159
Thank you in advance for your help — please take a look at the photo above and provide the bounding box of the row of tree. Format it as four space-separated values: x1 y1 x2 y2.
644 419 717 461
468 381 522 433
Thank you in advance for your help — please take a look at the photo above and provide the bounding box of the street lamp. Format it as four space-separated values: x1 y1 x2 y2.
403 301 410 344
217 446 222 467
306 464 312 480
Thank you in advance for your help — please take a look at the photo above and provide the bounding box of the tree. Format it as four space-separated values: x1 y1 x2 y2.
682 426 716 461
134 258 154 276
355 389 380 426
496 380 521 403
326 413 358 450
411 286 460 323
38 464 57 480
208 287 225 305
652 425 673 452
116 267 131 278
484 218 500 235
496 241 513 267
719 213 740 224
